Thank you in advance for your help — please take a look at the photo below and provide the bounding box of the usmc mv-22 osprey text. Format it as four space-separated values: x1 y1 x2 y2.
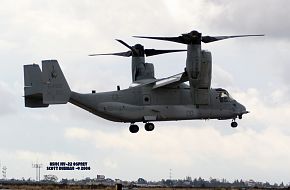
24 30 263 133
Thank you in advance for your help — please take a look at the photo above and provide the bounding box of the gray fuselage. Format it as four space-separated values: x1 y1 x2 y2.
69 84 246 123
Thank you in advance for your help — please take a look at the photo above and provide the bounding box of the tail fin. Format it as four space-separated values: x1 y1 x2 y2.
42 60 71 104
23 60 71 107
24 64 48 107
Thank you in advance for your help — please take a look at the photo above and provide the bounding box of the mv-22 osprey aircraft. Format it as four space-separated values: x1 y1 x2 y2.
24 30 263 133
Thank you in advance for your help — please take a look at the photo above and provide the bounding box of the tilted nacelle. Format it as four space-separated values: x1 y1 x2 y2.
132 56 155 81
199 50 212 88
187 50 212 105
134 30 262 107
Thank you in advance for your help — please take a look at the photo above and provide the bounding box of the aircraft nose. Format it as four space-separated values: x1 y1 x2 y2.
235 102 249 119
239 103 245 112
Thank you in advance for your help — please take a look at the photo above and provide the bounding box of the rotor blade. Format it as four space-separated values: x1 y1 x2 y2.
133 36 187 44
134 32 264 44
202 34 265 43
134 31 202 44
115 39 138 54
89 51 132 57
144 49 186 57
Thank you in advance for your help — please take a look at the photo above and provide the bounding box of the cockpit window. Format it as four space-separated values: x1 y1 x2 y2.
218 90 233 102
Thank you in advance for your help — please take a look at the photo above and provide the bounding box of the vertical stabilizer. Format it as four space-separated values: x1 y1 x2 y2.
24 64 42 96
24 64 48 107
42 60 71 104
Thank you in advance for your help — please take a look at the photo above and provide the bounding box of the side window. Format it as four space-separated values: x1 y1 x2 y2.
143 94 151 105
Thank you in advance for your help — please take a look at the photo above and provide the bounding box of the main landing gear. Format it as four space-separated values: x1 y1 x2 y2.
144 122 155 131
129 124 139 133
129 122 155 133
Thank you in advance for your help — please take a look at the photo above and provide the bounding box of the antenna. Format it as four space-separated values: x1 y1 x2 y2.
2 166 7 179
169 168 172 181
32 162 43 181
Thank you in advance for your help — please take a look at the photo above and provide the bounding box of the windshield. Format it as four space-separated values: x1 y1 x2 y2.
218 90 233 102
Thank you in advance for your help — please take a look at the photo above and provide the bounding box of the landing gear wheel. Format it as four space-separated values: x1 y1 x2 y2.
144 123 155 131
231 121 238 128
129 124 139 133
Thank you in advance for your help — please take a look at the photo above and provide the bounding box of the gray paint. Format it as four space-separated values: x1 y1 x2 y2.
131 56 155 81
24 60 246 125
69 86 246 123
23 31 252 131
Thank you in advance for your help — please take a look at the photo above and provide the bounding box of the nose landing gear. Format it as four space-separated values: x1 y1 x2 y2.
231 121 238 128
231 119 238 128
231 112 245 128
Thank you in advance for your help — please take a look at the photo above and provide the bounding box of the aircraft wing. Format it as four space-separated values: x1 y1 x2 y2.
152 72 188 89
130 72 188 89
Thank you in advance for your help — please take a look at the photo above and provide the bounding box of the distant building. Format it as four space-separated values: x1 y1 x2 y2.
97 175 105 180
185 176 192 182
246 179 256 187
115 179 122 184
137 178 147 184
43 175 58 182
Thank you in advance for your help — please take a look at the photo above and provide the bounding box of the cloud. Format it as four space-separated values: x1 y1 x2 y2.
64 122 290 182
63 84 290 182
206 0 290 40
0 148 80 179
15 150 78 162
0 81 17 116
103 159 118 169
1 0 290 183
232 87 290 132
212 64 234 87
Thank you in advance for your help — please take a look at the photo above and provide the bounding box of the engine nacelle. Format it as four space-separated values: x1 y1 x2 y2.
193 50 212 105
135 62 155 81
132 57 155 82
199 50 212 89
187 49 212 105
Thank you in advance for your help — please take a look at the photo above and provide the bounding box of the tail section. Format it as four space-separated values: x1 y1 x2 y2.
24 60 71 107
24 64 48 107
41 60 71 104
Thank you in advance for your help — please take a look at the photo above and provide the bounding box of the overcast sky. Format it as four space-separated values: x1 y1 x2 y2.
0 0 290 184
